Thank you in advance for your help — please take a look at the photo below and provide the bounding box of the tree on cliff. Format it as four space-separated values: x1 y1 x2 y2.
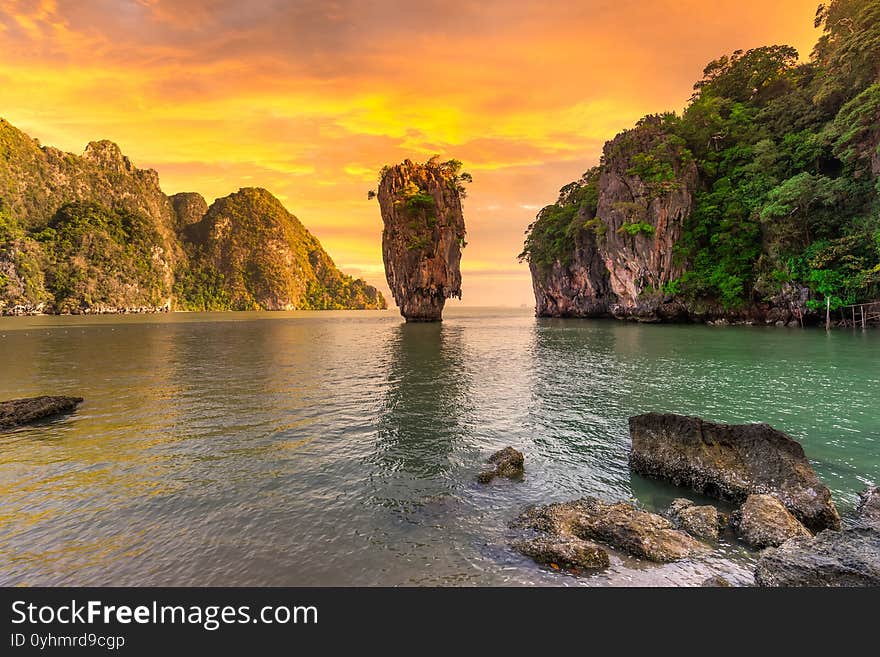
374 157 470 321
521 0 880 317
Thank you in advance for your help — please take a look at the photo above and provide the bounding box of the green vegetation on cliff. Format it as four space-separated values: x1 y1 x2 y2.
39 202 171 313
522 0 880 312
178 188 385 311
0 120 385 313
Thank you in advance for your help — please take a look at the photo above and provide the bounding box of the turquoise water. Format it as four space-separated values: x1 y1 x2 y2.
0 308 877 586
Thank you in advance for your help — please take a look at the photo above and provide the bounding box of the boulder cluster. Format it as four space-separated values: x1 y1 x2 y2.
485 414 879 586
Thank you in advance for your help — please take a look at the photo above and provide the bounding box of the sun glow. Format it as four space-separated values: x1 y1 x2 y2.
0 0 820 305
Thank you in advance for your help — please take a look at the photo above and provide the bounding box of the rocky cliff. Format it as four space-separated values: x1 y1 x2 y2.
0 118 385 314
179 188 386 311
527 118 698 321
523 5 880 325
377 158 468 321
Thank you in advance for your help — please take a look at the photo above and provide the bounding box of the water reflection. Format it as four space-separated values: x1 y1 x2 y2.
369 322 471 513
0 310 877 586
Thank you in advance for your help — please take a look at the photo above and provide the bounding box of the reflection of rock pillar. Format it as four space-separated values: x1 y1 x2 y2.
378 159 466 322
373 323 467 482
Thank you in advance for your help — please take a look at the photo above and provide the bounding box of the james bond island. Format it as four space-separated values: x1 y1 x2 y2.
375 158 469 321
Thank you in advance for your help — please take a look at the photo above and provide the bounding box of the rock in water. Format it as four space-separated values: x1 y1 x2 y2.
477 446 524 483
0 396 83 430
377 158 468 321
755 528 880 587
512 497 708 562
666 498 723 541
856 486 880 530
734 494 811 549
512 536 610 571
629 413 840 532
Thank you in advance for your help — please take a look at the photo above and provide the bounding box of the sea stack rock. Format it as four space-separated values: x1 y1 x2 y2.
376 158 469 321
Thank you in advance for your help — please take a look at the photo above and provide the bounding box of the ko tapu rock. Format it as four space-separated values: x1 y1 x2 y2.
375 157 470 321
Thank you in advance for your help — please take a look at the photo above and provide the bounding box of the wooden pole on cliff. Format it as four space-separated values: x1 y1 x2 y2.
826 297 830 331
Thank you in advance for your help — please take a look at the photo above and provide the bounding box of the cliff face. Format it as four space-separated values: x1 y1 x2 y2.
530 118 698 321
525 9 880 325
179 188 386 311
0 118 385 314
377 158 467 321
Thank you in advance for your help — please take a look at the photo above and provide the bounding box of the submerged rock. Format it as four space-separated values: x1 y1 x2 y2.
734 494 811 549
377 158 469 321
0 396 83 430
755 528 880 587
629 413 840 532
478 446 524 483
513 497 708 563
666 498 723 541
512 536 610 571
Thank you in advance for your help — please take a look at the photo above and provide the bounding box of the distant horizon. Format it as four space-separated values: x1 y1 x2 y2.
0 0 821 308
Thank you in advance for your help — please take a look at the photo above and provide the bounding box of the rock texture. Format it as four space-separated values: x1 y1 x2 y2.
755 528 880 587
701 575 732 587
169 192 208 230
529 118 698 321
756 485 880 586
0 117 384 314
477 446 524 483
377 158 466 321
856 486 880 530
734 494 811 548
512 497 708 563
0 396 83 430
666 498 723 541
629 413 840 532
512 536 610 571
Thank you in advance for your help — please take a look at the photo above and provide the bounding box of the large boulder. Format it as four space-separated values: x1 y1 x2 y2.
755 528 880 587
734 494 811 549
629 413 840 532
512 536 610 571
512 497 708 563
477 446 524 484
666 498 724 541
0 396 83 430
856 486 880 530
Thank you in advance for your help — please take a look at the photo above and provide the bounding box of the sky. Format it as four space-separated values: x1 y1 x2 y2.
0 0 822 308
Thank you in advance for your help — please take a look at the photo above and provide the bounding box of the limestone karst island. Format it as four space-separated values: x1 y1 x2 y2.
0 0 878 604
375 158 469 321
0 119 385 315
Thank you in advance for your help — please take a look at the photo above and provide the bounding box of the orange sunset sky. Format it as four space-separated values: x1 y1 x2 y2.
0 0 822 307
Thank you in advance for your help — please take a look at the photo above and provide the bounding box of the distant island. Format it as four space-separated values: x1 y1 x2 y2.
0 119 385 315
520 1 879 326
